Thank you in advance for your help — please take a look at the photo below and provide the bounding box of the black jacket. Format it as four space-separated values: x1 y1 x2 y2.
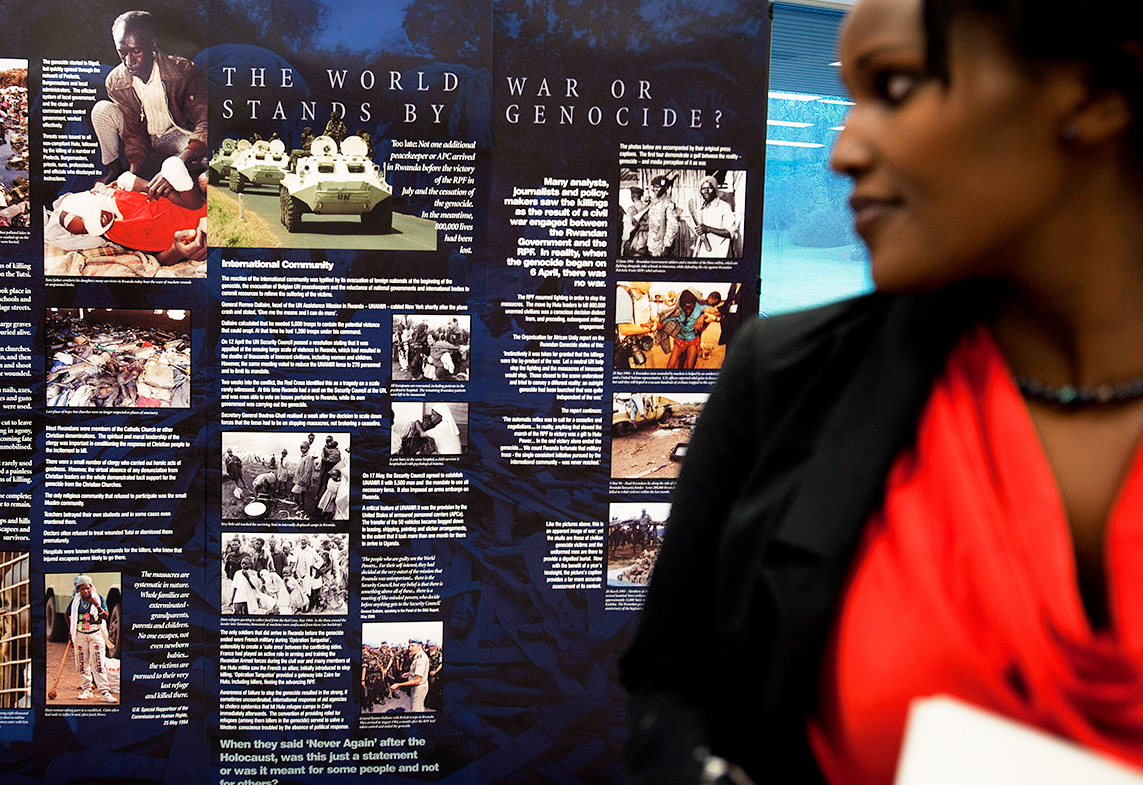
620 289 980 784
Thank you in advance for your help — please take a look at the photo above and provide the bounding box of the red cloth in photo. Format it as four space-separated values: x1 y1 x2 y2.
105 189 205 253
808 325 1143 785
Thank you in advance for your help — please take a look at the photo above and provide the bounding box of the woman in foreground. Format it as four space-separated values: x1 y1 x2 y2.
621 0 1143 782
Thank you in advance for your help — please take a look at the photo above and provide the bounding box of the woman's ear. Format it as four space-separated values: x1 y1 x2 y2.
1062 88 1132 147
1054 47 1136 148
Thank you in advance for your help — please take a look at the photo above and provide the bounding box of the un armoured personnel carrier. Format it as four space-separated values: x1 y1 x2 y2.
207 137 240 185
278 135 392 233
229 139 288 193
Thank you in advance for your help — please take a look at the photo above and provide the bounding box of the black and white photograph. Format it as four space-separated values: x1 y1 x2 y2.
361 621 443 715
222 432 350 521
46 308 190 408
610 393 708 479
221 532 348 616
391 402 468 456
392 314 471 382
614 282 741 370
618 169 746 259
606 502 669 588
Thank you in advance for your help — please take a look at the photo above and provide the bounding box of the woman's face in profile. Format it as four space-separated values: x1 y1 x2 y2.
832 0 1083 291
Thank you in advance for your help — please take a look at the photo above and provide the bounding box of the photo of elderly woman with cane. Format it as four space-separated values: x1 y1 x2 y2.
622 0 1143 782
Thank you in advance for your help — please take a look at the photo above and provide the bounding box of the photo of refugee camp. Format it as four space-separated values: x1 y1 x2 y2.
607 502 668 588
221 532 348 616
614 281 744 370
0 59 28 231
392 314 471 382
46 308 191 409
44 571 122 706
390 402 468 457
222 432 350 521
361 621 443 715
610 393 708 480
42 11 207 277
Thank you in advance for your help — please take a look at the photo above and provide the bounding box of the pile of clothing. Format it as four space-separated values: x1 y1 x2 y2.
46 324 190 408
0 84 28 229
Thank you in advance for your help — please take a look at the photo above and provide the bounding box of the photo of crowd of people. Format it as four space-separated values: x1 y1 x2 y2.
0 59 29 230
618 169 746 259
610 393 708 479
43 11 207 277
222 432 350 521
607 503 669 588
361 621 443 714
47 308 190 408
614 281 743 370
221 533 348 616
391 402 468 457
392 315 471 382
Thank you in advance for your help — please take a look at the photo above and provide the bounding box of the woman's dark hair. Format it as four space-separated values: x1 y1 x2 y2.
679 289 698 311
924 0 1143 151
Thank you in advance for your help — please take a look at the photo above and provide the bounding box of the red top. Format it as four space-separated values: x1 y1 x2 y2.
808 326 1143 785
106 189 206 253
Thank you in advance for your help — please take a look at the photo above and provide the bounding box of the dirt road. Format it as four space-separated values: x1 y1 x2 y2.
46 639 119 706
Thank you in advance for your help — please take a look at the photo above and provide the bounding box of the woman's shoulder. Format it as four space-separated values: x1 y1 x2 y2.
731 289 968 374
723 293 893 380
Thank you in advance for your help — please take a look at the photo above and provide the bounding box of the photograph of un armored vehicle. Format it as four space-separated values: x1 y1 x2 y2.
229 138 288 193
279 135 392 233
207 137 241 185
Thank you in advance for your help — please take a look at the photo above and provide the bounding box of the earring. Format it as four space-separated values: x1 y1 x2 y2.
1060 122 1082 144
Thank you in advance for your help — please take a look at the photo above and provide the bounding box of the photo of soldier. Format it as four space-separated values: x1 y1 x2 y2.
392 314 471 382
361 621 443 714
618 168 746 260
220 532 348 616
391 402 468 457
606 502 669 587
619 185 650 256
221 432 350 521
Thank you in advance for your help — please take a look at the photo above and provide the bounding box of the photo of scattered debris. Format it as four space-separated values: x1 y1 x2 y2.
610 393 708 479
0 59 28 231
46 308 190 408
